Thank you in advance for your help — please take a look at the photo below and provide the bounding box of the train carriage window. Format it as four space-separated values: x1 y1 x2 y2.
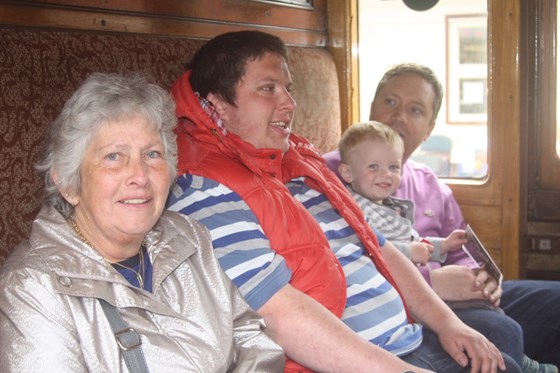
358 0 487 179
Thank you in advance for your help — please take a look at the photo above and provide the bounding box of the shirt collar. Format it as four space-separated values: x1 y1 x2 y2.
196 92 227 135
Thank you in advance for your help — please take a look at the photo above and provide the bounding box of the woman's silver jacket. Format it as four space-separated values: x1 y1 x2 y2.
0 205 284 372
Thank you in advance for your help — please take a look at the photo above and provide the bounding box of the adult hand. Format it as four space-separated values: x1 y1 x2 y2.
473 270 502 307
437 322 505 373
430 265 484 301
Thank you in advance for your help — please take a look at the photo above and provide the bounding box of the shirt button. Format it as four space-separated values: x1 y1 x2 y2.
424 209 434 217
58 276 72 287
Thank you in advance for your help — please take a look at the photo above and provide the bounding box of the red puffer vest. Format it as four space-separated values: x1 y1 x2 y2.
171 71 407 373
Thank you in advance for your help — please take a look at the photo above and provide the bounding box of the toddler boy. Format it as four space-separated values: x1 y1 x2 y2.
338 121 466 265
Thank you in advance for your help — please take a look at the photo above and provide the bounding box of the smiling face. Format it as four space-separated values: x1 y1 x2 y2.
208 52 297 153
369 73 436 162
70 116 172 261
339 138 403 202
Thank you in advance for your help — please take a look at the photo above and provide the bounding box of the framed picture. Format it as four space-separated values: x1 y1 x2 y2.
245 0 313 9
446 14 488 124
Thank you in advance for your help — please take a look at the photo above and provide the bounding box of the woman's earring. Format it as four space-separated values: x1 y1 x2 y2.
64 193 76 206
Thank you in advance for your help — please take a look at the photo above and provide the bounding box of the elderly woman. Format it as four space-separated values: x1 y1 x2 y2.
0 73 284 372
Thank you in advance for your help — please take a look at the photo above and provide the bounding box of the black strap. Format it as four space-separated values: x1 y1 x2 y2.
99 299 150 373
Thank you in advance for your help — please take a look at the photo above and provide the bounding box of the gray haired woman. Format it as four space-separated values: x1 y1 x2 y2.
0 73 284 372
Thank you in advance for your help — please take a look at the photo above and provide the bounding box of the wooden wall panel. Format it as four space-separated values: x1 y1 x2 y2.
0 0 328 46
461 204 502 249
518 0 560 280
34 0 327 31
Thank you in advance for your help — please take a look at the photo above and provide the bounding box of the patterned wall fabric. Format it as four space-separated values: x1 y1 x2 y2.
0 27 341 263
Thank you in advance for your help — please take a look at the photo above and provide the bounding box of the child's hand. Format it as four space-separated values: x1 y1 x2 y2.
410 241 433 265
442 229 467 253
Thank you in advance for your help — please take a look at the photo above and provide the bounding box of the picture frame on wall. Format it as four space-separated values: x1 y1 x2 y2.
446 14 488 124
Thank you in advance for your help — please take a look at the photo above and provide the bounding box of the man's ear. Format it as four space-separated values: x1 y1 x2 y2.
424 120 437 141
338 163 353 184
368 100 376 120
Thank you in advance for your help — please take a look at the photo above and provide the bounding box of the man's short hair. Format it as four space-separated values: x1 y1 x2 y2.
187 30 288 106
372 63 443 122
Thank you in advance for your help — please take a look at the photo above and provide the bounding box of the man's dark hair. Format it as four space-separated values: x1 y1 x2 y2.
187 30 289 106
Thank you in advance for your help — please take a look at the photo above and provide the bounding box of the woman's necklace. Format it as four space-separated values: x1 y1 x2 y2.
69 220 145 289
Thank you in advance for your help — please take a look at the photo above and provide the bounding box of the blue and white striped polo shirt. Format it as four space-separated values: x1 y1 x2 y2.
167 174 422 356
286 177 422 355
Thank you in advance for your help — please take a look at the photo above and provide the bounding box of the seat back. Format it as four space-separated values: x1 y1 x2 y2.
0 26 341 262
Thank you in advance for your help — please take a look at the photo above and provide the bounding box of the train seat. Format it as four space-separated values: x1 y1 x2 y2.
0 26 341 262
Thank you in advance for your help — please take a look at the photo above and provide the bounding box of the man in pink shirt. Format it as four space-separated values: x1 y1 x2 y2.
324 63 560 368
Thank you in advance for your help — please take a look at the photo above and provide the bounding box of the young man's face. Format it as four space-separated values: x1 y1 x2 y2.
339 138 403 202
369 73 436 162
209 52 297 154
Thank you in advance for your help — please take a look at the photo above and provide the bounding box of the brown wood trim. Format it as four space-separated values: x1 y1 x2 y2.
450 180 500 207
490 0 521 279
0 1 328 47
532 189 560 220
22 0 326 30
327 0 355 139
536 0 560 188
523 0 560 222
527 221 560 235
